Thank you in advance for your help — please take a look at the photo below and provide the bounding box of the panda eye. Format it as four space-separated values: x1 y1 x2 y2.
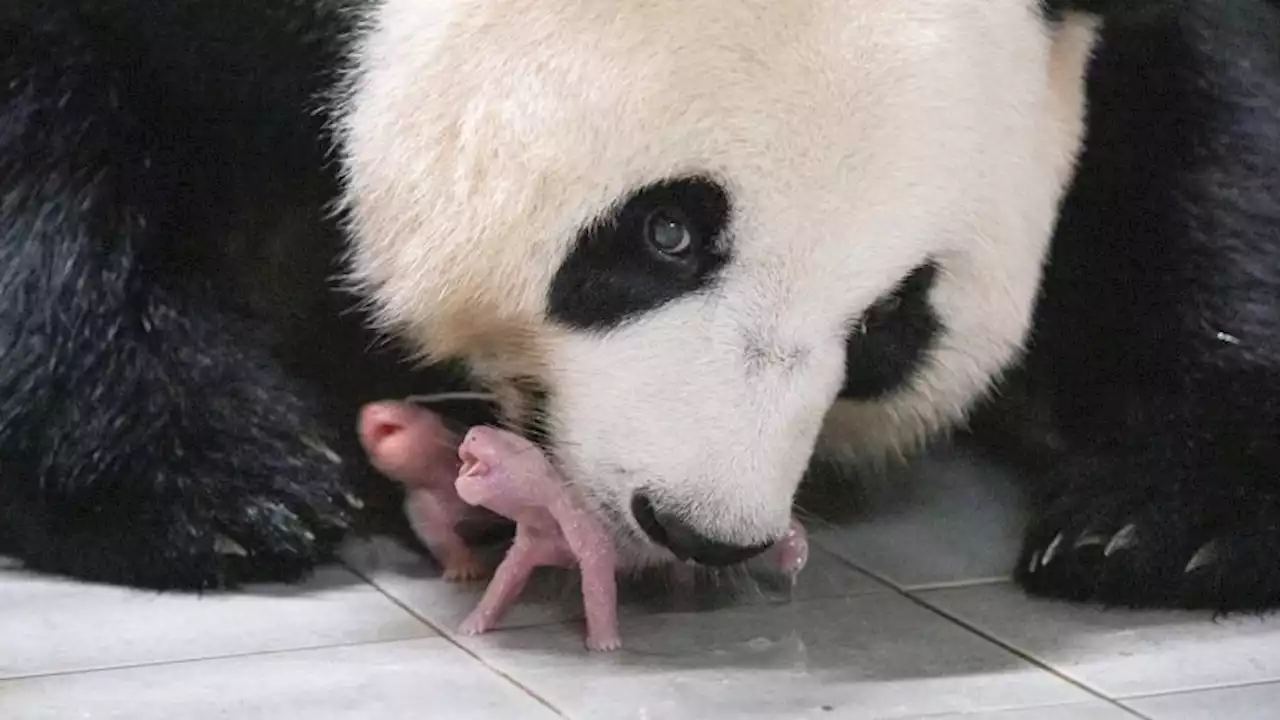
644 208 694 256
547 176 731 330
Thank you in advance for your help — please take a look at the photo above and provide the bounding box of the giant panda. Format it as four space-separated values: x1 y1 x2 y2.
2 0 1278 613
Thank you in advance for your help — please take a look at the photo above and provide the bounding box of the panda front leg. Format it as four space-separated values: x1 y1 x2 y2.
0 263 361 590
0 260 361 590
1009 0 1280 611
0 31 358 591
1016 444 1280 609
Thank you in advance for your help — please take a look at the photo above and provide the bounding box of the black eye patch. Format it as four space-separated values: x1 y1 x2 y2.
547 176 732 331
839 261 942 400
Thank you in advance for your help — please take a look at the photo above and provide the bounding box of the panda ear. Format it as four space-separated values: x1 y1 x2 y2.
1041 0 1179 20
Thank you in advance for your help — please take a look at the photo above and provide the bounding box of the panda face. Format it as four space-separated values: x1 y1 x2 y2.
338 0 1100 565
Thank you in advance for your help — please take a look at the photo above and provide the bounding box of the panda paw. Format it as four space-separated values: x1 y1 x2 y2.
181 443 361 589
6 426 362 592
1015 455 1280 612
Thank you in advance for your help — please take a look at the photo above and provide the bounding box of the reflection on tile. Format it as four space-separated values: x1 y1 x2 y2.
340 536 587 633
812 446 1028 589
342 535 885 639
617 541 886 615
0 638 561 720
460 593 1090 720
919 582 1280 697
1126 683 1280 720
0 565 434 679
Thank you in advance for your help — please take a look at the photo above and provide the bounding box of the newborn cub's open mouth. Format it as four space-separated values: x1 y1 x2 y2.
357 397 809 651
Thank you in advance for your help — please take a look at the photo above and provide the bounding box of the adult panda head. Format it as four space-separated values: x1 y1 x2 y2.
335 0 1158 568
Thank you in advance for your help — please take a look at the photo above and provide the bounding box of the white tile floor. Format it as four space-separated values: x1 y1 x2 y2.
5 445 1280 719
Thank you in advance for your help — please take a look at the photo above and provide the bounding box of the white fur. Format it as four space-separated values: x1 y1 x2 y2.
337 0 1100 565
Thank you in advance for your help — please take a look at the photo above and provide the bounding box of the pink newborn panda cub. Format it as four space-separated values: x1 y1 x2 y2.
358 401 489 582
358 399 621 650
455 425 623 651
357 399 811 652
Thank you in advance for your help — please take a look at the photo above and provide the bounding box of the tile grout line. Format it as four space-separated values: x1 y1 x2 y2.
803 538 1012 594
902 593 1154 720
814 553 1153 719
0 635 445 684
901 577 1014 592
900 700 1142 720
342 560 572 720
1118 675 1280 702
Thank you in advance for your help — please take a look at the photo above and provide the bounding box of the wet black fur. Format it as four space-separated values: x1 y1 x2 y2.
971 0 1280 611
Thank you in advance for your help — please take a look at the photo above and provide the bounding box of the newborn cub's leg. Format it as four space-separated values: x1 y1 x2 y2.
455 426 622 651
560 512 621 651
456 536 546 638
357 401 487 581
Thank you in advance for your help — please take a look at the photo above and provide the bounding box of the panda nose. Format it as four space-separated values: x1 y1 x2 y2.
630 493 771 566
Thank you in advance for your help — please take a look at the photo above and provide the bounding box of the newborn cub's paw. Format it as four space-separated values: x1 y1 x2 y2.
442 555 490 583
586 631 623 652
457 608 498 637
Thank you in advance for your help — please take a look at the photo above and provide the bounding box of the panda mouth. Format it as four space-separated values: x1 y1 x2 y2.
473 377 754 567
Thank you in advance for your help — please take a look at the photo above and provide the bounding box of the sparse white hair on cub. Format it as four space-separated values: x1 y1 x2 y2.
337 0 1100 565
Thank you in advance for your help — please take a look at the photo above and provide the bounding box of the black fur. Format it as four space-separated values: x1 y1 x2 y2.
986 0 1280 610
548 177 731 331
839 262 941 400
1040 0 1182 22
0 0 450 590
